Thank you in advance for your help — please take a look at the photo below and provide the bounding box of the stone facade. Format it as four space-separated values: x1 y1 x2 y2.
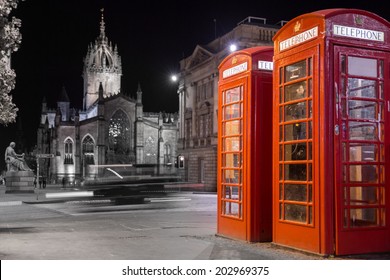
36 12 178 184
176 17 282 191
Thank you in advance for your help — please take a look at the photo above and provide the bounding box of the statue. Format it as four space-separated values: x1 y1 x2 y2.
4 142 32 172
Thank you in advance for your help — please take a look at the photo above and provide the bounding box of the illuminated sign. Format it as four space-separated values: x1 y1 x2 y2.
333 24 384 42
258 61 273 71
223 62 248 78
279 26 318 51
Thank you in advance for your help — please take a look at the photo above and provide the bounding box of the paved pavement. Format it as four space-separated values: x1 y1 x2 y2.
0 184 389 260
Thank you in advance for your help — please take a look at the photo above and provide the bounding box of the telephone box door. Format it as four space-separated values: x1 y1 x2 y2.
334 46 390 255
218 77 248 240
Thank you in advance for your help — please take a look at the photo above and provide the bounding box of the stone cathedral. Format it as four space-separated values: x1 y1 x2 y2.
36 12 178 183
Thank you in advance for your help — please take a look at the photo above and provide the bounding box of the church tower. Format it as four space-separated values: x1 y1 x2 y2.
82 9 122 110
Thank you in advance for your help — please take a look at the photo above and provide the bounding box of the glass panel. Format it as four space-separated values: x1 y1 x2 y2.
341 55 346 74
348 121 377 141
348 100 377 120
223 169 240 183
308 206 313 224
348 56 377 78
348 78 376 98
223 153 240 168
223 201 241 217
279 184 283 200
308 184 312 202
349 165 378 183
284 123 307 141
284 143 307 161
279 203 283 219
350 208 379 227
223 120 241 135
285 101 306 121
284 164 307 181
285 60 307 82
223 137 241 151
349 186 379 205
284 204 306 223
284 184 307 201
349 144 377 162
224 185 240 200
284 81 307 102
224 104 240 120
225 87 241 103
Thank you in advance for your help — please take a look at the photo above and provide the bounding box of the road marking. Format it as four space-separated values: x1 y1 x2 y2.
0 201 22 206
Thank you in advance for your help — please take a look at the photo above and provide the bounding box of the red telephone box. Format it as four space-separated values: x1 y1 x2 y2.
273 9 390 255
217 46 273 242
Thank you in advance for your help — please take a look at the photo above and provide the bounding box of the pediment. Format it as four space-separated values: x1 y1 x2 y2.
188 45 213 68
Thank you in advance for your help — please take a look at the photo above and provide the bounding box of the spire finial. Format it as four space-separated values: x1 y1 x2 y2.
100 8 105 39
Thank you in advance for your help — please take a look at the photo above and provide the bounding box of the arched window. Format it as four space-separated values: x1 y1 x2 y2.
164 143 172 164
64 138 74 164
82 135 95 165
108 110 133 163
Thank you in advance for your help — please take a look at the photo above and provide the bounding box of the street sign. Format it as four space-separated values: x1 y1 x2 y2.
37 154 54 158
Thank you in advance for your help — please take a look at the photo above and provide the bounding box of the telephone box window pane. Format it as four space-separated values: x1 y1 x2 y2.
279 145 283 161
379 60 384 78
350 208 379 227
349 122 377 141
349 186 379 206
223 169 240 183
279 184 283 200
348 78 376 98
348 56 377 78
285 102 307 121
379 82 384 99
348 100 377 120
308 79 312 97
223 201 241 217
284 184 307 202
225 87 241 103
285 60 307 82
284 143 307 161
284 204 306 223
284 164 307 181
349 165 378 183
224 104 240 120
279 125 283 141
224 137 241 151
308 142 312 160
308 206 313 224
349 144 377 162
223 120 241 135
308 184 312 202
224 186 240 200
284 81 307 102
284 123 307 141
341 55 346 74
223 153 240 168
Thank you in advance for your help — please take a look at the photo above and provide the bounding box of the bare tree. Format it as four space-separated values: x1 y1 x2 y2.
0 0 23 126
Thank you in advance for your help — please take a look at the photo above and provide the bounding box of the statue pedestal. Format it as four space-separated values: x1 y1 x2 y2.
5 171 35 193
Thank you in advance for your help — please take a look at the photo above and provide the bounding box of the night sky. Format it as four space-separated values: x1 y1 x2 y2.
1 0 389 165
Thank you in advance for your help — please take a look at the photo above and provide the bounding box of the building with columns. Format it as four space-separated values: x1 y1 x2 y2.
36 12 178 183
176 17 282 191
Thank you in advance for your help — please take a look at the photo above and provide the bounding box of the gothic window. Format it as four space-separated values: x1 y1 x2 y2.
164 144 171 164
145 136 156 163
82 135 95 165
64 138 74 164
108 110 131 156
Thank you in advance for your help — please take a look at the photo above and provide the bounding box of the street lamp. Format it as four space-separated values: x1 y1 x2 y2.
229 43 237 52
171 74 178 82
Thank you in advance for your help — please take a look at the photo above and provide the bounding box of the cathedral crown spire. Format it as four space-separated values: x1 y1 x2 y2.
99 8 106 42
